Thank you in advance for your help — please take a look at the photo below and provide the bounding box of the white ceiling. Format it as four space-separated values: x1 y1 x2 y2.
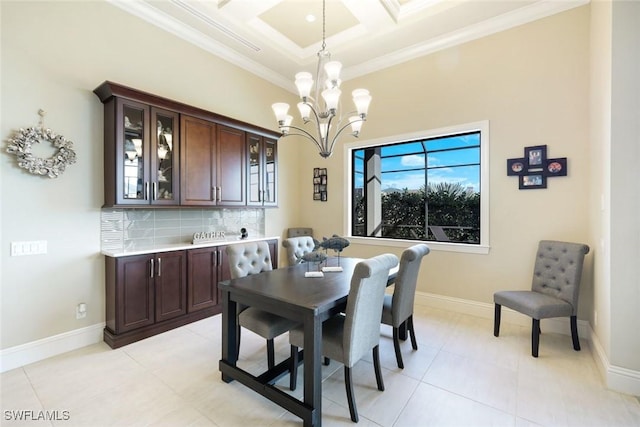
109 0 588 92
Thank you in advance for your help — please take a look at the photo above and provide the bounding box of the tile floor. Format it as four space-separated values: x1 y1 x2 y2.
2 305 640 426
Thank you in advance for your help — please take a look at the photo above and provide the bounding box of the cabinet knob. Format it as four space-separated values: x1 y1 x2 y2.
157 258 162 276
150 258 154 278
144 182 150 201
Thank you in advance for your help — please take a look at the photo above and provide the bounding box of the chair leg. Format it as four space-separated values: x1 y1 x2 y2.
570 315 581 351
392 327 404 369
373 345 385 391
344 366 358 423
494 304 501 337
267 339 275 369
236 325 242 355
323 357 330 366
532 318 540 357
290 346 298 391
408 315 418 350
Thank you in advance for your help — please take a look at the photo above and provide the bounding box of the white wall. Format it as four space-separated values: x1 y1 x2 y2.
0 1 299 351
608 0 640 374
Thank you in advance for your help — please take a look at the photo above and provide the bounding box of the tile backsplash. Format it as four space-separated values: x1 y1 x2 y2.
101 208 265 252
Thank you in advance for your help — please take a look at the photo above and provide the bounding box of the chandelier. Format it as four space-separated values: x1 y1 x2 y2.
271 0 372 158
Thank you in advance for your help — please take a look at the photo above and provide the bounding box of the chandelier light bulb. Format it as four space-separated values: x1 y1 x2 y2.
271 102 290 122
322 87 341 112
324 61 342 83
349 116 363 135
297 102 312 121
294 72 313 99
352 89 372 117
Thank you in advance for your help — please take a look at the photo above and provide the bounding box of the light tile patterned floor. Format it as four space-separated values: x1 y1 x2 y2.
2 306 639 426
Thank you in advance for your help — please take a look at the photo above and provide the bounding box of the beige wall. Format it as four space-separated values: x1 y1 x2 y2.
299 7 593 310
0 1 299 349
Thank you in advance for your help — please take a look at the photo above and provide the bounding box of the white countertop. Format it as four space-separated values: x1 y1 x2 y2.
102 236 280 257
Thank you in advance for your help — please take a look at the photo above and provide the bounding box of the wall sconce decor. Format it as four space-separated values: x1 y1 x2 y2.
507 145 567 189
313 168 328 201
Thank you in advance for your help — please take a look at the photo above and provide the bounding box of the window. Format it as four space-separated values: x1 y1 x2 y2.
345 121 489 253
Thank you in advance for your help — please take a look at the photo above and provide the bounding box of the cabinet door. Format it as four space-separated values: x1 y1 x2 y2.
247 134 277 206
187 247 219 312
247 134 262 205
263 137 278 206
217 125 246 206
116 99 150 205
181 115 216 206
155 251 187 322
151 108 179 205
116 254 155 333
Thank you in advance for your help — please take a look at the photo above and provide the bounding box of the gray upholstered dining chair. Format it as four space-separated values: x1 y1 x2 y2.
289 253 399 423
226 241 299 371
381 244 430 369
493 240 590 357
287 227 313 238
282 236 317 267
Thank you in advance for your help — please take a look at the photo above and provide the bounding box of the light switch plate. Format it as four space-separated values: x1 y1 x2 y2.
10 240 47 256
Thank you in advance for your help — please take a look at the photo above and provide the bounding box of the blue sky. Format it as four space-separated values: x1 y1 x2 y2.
354 132 480 192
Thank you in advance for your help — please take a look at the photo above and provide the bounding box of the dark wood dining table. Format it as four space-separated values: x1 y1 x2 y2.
218 257 398 427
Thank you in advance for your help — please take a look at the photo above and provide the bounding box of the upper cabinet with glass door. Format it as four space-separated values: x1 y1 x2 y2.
247 133 277 207
96 90 180 207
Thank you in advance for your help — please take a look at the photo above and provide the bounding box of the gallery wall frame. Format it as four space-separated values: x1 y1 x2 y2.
507 145 567 190
313 167 327 201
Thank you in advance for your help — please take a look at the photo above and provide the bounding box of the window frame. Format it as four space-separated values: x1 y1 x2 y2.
343 120 490 254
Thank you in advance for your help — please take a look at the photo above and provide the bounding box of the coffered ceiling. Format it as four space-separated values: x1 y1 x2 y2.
109 0 588 92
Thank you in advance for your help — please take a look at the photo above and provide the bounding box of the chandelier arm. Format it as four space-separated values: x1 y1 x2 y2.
280 125 326 153
328 116 365 153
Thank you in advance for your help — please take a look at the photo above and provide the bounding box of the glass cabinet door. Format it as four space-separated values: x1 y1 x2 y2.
151 108 179 205
263 138 277 205
247 134 262 204
120 101 148 203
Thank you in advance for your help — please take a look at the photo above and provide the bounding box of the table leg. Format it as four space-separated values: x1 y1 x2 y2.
303 313 322 426
221 289 238 383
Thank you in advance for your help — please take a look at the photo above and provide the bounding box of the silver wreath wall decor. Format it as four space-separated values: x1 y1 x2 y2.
6 110 77 178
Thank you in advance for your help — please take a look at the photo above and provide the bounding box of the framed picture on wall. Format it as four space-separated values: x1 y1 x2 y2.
519 173 547 190
313 168 328 202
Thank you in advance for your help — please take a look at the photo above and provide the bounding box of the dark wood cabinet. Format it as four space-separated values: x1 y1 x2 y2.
180 118 246 206
95 81 278 208
247 133 278 206
104 239 278 348
97 96 179 207
217 125 246 206
180 115 217 206
105 250 186 341
187 246 228 312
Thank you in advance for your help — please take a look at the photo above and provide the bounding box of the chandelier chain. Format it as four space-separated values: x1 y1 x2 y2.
321 0 326 51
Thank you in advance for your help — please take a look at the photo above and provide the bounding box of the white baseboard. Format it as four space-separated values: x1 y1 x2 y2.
415 291 640 397
588 326 640 396
0 323 105 373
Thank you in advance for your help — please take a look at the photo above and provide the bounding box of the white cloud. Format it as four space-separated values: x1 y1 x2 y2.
400 154 424 167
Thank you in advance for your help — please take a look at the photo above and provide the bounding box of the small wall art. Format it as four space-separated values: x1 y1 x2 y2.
313 168 327 201
507 145 567 190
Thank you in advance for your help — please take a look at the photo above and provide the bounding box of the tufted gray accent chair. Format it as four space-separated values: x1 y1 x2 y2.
287 227 313 238
289 253 399 422
381 244 430 369
282 236 317 267
493 240 590 357
226 242 299 374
